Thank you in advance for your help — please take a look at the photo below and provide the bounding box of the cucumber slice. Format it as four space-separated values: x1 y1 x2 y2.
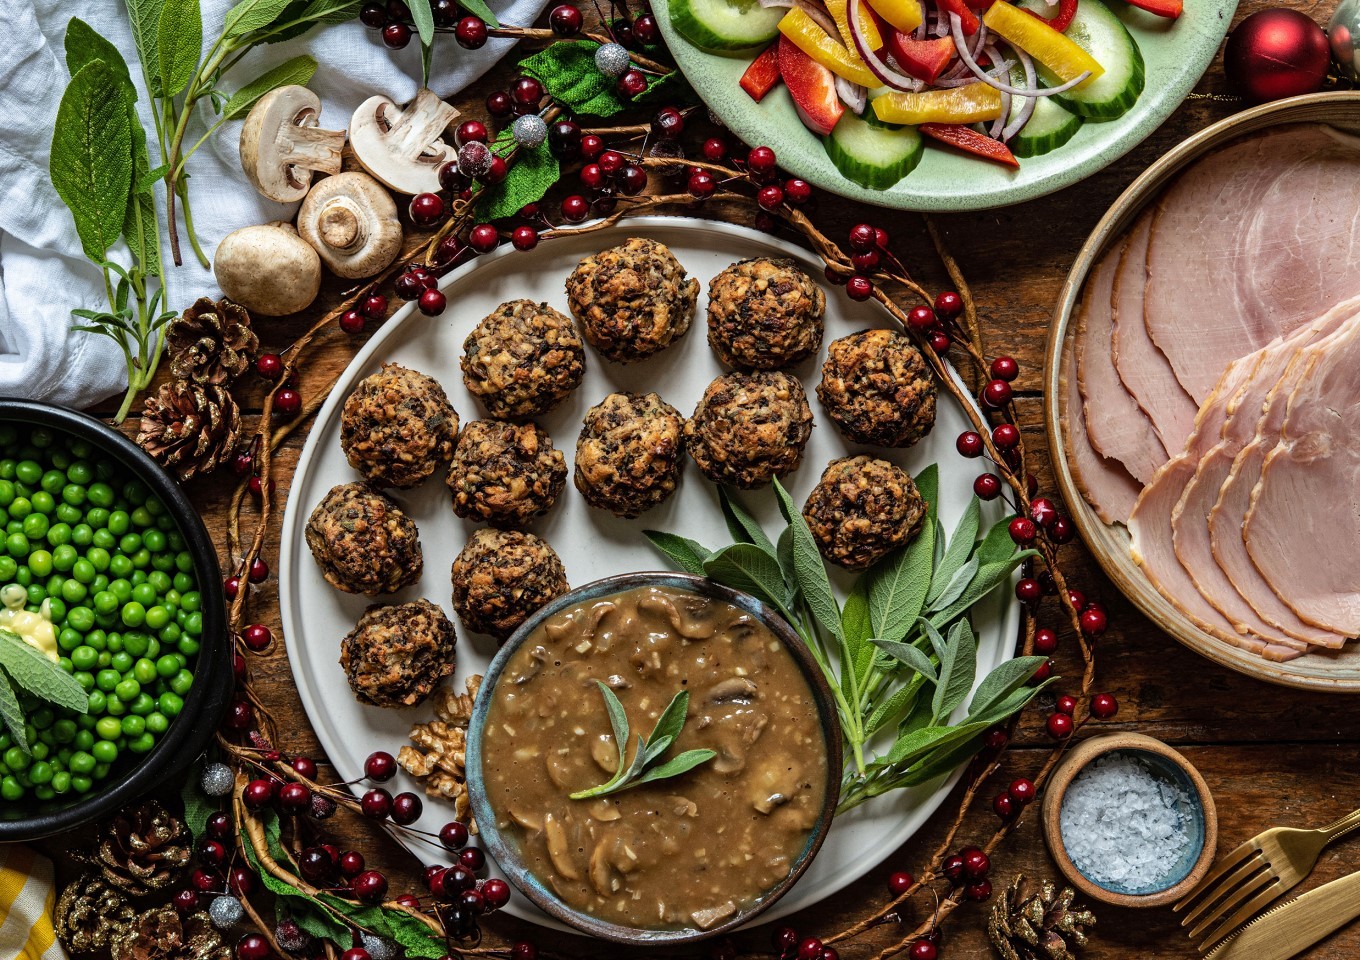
1007 65 1083 157
668 0 783 52
824 111 923 190
1027 0 1144 120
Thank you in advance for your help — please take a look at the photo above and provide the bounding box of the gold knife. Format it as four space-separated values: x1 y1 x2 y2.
1206 868 1360 960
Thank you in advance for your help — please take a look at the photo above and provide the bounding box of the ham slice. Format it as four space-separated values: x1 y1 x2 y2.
1245 311 1360 636
1111 215 1198 455
1061 334 1142 525
1077 247 1167 484
1145 125 1360 404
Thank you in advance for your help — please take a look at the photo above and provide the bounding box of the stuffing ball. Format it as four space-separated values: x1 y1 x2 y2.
706 257 826 370
340 363 459 489
462 299 586 418
574 392 686 518
802 456 927 570
817 329 937 448
340 599 456 708
446 419 566 528
305 482 423 594
451 529 569 642
685 371 814 489
565 238 700 363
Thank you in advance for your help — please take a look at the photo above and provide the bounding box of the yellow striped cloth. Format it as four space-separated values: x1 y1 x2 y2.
0 845 67 960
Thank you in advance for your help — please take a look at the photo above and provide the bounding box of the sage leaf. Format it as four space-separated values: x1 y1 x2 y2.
263 0 365 42
595 681 629 774
223 0 294 35
897 724 993 785
871 637 937 683
868 465 938 644
967 676 1055 729
776 525 796 597
0 630 89 713
51 60 133 262
772 479 842 643
0 674 28 754
702 543 788 613
158 0 204 98
872 722 980 770
634 749 718 786
967 656 1049 720
976 514 1021 566
643 531 711 576
124 0 168 88
842 578 872 646
570 686 712 799
929 497 980 605
222 56 319 119
642 733 674 766
648 690 689 756
931 551 1037 628
719 488 777 557
931 620 976 723
409 0 435 44
929 556 978 613
456 0 500 27
866 674 926 736
920 618 948 660
65 19 133 85
125 124 160 274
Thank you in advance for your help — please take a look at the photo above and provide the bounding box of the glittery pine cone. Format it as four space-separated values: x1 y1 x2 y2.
137 382 242 481
55 873 137 954
91 799 193 896
110 907 232 960
166 297 258 386
988 875 1096 960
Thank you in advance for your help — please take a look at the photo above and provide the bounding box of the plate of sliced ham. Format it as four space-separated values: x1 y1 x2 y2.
1046 92 1360 690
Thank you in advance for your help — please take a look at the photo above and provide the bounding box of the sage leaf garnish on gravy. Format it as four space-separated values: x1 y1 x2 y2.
645 469 1051 814
569 683 716 800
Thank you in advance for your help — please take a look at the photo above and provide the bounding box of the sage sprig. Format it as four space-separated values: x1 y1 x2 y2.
568 683 716 800
0 629 89 755
644 467 1053 814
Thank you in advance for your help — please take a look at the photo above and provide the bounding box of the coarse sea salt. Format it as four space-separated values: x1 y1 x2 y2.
1059 752 1197 893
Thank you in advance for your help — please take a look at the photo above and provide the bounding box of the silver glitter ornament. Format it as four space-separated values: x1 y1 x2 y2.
512 114 548 150
595 42 630 77
200 762 234 797
275 918 311 953
649 140 687 176
208 894 244 930
457 141 494 179
361 934 400 960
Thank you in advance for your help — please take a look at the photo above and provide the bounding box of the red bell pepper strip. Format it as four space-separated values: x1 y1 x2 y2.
740 43 782 102
1124 0 1181 17
918 123 1020 168
938 0 980 35
886 33 956 83
1023 0 1078 32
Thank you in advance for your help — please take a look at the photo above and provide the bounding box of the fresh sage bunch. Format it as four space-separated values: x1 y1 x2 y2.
0 630 88 755
645 465 1054 814
569 683 716 800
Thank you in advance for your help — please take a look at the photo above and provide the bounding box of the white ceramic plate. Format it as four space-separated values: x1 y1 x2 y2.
280 216 1021 930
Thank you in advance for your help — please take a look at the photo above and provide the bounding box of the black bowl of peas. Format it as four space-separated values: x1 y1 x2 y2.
0 399 230 839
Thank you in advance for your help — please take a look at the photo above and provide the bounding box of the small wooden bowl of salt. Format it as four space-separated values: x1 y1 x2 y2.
1041 733 1217 908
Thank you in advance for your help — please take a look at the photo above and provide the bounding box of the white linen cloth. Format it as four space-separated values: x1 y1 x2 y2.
0 0 545 408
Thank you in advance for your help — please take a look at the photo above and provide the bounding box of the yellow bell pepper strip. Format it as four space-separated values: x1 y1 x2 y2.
982 0 1104 87
865 0 923 34
872 84 1005 125
828 0 885 51
777 8 879 88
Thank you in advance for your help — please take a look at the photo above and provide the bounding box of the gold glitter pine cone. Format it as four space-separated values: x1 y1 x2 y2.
110 906 231 960
137 381 242 481
87 799 193 896
166 297 258 386
55 873 138 954
988 875 1096 960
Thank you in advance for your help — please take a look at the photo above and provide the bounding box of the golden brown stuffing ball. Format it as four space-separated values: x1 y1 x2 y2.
574 392 686 518
340 363 459 489
816 329 937 448
446 419 566 528
451 529 569 642
706 257 826 370
305 482 423 594
685 371 814 489
461 299 586 418
802 456 927 570
340 599 456 708
565 238 699 363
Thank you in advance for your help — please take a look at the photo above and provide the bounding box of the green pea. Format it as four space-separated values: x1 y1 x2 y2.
21 513 48 540
172 572 193 593
61 579 87 604
107 510 130 536
60 483 85 507
39 470 63 494
130 548 151 570
142 528 167 553
86 690 105 714
58 629 83 653
28 761 52 785
30 491 54 514
14 462 40 486
175 552 194 574
71 775 92 794
88 483 115 508
0 481 12 508
131 583 156 607
129 693 154 716
71 559 95 584
155 655 179 678
109 580 132 603
144 606 170 630
4 747 29 770
105 694 125 716
70 523 92 547
0 777 23 801
133 658 157 684
110 651 133 673
121 601 146 627
130 571 146 586
46 523 71 547
85 547 109 573
114 679 139 702
51 544 76 571
169 670 194 696
26 549 51 577
118 533 142 555
14 567 29 586
91 528 116 550
5 532 29 557
94 717 121 741
84 630 106 652
51 771 70 794
162 589 181 608
178 637 200 656
181 591 202 613
66 606 94 632
123 633 149 658
119 715 145 737
128 733 155 754
0 558 15 581
91 574 108 593
51 720 76 743
95 669 120 692
54 503 80 525
25 584 45 605
147 571 172 595
145 712 168 735
158 623 182 645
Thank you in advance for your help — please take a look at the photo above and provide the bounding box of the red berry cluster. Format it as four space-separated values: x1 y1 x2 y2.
359 0 486 47
941 845 992 902
992 776 1036 820
903 286 963 353
578 145 648 212
770 926 840 960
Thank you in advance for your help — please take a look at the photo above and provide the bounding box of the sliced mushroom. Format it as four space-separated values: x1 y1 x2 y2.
349 89 459 195
691 902 737 930
590 733 620 773
297 172 402 279
706 677 758 705
588 839 623 897
213 222 321 316
240 86 346 203
543 813 580 880
639 592 718 639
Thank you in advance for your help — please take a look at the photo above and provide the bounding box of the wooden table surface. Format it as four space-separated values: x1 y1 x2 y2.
96 1 1360 956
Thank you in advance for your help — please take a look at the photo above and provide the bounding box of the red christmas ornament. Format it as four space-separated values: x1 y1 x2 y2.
1224 10 1331 103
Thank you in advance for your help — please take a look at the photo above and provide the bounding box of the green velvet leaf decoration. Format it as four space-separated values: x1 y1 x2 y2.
518 40 691 118
475 130 558 221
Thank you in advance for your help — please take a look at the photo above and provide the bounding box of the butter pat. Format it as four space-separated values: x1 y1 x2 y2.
0 583 58 662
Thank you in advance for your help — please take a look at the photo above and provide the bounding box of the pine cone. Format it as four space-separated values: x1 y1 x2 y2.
110 907 231 960
92 799 193 895
137 382 242 481
988 875 1096 960
167 298 258 385
55 873 137 954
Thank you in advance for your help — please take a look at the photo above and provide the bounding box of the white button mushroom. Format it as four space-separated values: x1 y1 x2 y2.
297 172 403 280
240 86 346 204
349 89 459 196
213 222 322 317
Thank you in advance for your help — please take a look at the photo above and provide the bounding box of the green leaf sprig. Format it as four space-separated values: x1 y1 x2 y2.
568 682 716 800
0 629 88 755
645 468 1049 814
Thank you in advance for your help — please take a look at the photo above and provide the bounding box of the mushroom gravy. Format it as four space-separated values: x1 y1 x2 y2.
480 585 830 931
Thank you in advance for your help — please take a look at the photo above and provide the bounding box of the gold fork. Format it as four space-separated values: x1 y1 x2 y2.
1173 807 1360 952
